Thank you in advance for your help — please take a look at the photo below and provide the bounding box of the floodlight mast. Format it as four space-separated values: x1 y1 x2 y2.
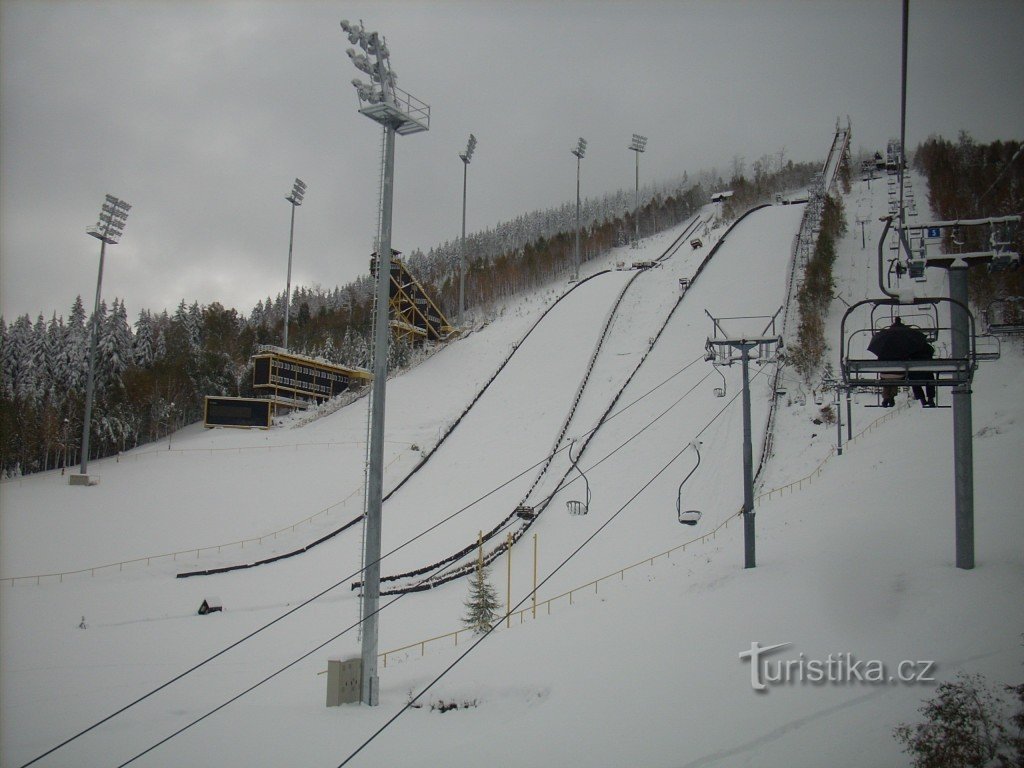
629 134 647 245
459 133 476 326
341 18 429 707
78 194 131 481
283 178 306 350
571 137 587 280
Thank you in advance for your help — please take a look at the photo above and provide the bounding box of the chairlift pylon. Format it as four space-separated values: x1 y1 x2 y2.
566 439 591 516
676 441 703 526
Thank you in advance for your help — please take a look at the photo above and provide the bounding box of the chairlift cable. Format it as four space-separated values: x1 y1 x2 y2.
375 360 713 592
113 359 727 767
95 207 774 761
27 206 730 763
335 365 771 767
25 351 709 767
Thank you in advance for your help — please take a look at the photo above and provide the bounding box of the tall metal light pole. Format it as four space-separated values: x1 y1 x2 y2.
76 194 131 483
629 133 647 245
283 178 306 350
341 17 429 706
571 137 587 280
458 133 476 326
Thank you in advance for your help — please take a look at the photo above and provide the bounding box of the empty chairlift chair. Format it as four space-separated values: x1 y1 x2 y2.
676 441 703 526
515 505 536 521
565 440 591 516
712 363 727 398
983 297 1024 336
974 334 1001 362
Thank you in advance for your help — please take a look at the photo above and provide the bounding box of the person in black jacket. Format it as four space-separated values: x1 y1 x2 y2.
868 317 937 407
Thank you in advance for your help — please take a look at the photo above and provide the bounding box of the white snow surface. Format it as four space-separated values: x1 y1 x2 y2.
2 184 1022 768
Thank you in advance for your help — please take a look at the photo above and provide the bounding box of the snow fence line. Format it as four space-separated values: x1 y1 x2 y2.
373 398 913 669
0 214 708 589
0 452 407 586
0 211 708 589
0 265 637 588
377 505 745 670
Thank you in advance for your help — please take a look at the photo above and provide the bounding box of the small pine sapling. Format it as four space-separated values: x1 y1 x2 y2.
462 532 501 635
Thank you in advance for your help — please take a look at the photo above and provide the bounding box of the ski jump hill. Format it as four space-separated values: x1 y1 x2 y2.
3 136 1022 768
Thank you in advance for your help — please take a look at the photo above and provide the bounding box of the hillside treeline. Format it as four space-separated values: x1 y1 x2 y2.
789 194 848 384
1 158 818 477
913 133 1023 310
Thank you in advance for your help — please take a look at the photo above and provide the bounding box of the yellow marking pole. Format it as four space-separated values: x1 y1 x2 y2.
506 532 513 629
532 533 538 620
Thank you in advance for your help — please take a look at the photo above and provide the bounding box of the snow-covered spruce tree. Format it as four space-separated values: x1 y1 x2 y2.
462 560 501 635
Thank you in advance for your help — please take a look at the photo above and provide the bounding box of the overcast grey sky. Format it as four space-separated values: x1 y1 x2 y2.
2 0 1022 323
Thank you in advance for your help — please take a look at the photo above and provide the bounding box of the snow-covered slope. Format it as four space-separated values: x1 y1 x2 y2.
2 175 1022 768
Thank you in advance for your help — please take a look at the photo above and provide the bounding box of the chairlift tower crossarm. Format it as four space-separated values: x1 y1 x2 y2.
878 216 1021 292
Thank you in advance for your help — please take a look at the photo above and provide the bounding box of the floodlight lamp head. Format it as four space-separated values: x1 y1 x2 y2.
630 133 648 152
341 19 371 50
351 78 381 103
287 178 306 205
573 137 587 159
460 133 476 164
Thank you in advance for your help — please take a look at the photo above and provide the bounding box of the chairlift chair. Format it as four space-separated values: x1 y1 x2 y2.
983 298 1024 336
840 297 977 391
676 441 703 526
515 505 536 521
712 364 727 398
565 440 591 516
986 222 1022 272
974 334 1001 362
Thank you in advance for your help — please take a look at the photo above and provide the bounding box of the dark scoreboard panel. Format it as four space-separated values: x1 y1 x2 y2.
252 350 371 403
204 397 272 429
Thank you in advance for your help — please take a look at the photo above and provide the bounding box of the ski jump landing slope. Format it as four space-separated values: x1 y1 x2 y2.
0 202 809 768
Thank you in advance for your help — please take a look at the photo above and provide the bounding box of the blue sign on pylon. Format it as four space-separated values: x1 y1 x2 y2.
927 227 941 238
